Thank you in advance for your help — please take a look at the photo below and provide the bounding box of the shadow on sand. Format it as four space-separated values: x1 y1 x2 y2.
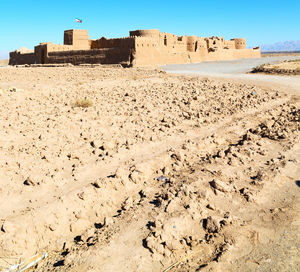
296 180 300 187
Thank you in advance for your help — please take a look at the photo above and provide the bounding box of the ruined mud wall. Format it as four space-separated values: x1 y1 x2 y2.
34 43 74 64
224 40 236 49
159 32 186 52
9 52 36 65
205 37 224 49
47 48 132 65
91 37 135 50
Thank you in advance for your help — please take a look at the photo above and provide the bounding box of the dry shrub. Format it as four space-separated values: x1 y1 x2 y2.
73 98 93 108
288 59 300 63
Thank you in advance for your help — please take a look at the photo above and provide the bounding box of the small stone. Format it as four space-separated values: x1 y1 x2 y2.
49 224 56 231
209 179 230 193
70 219 90 234
104 217 114 226
103 141 115 150
166 239 182 250
203 216 219 233
171 151 183 162
23 177 35 186
206 203 215 210
122 196 133 210
1 220 17 233
162 166 170 175
77 192 85 200
146 236 165 255
129 171 142 183
165 199 180 213
82 227 95 242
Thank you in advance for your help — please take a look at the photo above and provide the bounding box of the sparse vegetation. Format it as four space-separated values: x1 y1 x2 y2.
251 60 300 75
250 64 267 73
73 97 93 108
288 59 300 63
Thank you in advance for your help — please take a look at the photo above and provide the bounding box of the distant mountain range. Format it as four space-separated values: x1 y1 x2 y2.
260 40 300 52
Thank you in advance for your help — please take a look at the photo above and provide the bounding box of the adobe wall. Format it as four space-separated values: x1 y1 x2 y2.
9 28 261 66
47 48 132 65
34 43 74 64
204 48 260 62
91 37 135 50
64 29 90 50
233 38 246 49
206 36 224 49
224 40 235 49
133 36 189 66
132 37 260 67
159 32 186 52
9 51 35 65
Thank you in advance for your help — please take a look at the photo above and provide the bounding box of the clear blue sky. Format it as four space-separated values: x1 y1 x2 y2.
0 0 299 59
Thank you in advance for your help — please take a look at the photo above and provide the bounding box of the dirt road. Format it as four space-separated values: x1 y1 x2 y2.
163 56 300 96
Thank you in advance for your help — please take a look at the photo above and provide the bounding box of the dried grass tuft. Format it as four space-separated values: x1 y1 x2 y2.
73 98 93 108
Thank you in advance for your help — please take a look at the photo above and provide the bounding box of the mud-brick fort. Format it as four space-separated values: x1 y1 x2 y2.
9 29 261 66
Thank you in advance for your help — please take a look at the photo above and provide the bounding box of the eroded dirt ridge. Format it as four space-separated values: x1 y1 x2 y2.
0 67 299 271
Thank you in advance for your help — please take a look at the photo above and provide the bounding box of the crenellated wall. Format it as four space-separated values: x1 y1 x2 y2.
130 29 160 39
9 28 261 66
91 37 135 50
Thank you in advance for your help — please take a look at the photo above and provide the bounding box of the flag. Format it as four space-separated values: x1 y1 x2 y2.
75 18 82 23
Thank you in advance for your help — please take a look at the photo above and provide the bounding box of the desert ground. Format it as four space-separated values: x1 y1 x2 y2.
0 61 299 271
0 60 8 66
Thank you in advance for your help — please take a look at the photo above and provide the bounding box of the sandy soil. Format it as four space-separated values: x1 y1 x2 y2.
0 66 299 271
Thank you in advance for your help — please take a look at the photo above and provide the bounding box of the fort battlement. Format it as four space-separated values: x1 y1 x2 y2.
9 29 260 66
